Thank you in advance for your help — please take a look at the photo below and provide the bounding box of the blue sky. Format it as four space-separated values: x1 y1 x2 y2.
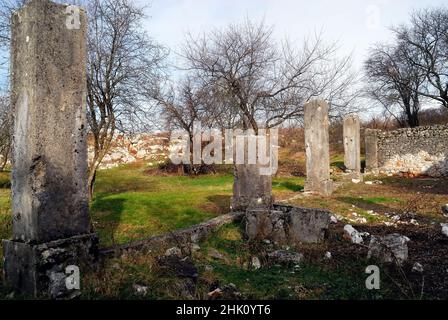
139 0 448 70
2 0 447 98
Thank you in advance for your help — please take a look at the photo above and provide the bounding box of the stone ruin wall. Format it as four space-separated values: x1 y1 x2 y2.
367 125 448 177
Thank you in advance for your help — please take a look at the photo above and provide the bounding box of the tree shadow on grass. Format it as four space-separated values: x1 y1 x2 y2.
380 177 448 195
337 196 397 213
207 195 231 214
90 196 126 247
331 160 346 171
273 181 304 192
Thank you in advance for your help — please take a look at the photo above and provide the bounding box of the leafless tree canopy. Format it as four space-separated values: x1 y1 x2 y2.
0 0 167 197
180 20 359 132
393 7 448 108
86 0 167 197
364 42 426 127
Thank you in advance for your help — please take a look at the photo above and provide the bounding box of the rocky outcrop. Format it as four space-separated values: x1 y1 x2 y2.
88 133 171 169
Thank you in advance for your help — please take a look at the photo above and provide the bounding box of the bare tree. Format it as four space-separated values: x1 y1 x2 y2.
182 20 359 133
179 19 359 210
86 0 166 197
1 0 167 198
364 42 426 127
0 93 11 171
393 7 448 108
154 76 234 174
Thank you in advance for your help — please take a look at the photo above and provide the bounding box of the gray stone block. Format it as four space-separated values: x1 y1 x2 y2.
245 205 331 244
3 234 99 298
232 163 273 211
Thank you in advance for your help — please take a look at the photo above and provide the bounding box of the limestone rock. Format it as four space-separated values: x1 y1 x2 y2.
267 250 304 266
133 284 149 297
246 205 332 245
366 125 448 178
412 263 424 273
304 100 333 196
165 247 182 257
343 225 364 244
208 288 223 300
441 223 448 238
344 115 361 178
442 204 448 217
208 249 228 262
251 257 261 270
367 234 410 265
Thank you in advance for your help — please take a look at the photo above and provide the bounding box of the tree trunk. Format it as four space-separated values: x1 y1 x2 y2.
88 167 97 201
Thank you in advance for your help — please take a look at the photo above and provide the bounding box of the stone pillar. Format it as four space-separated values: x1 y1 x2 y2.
304 100 333 196
343 115 362 180
3 0 97 298
365 129 379 175
232 163 273 212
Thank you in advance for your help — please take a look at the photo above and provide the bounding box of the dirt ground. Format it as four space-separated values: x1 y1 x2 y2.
285 175 448 299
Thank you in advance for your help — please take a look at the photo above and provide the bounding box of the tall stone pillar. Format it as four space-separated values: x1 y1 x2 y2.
304 100 333 196
365 129 379 175
2 0 97 298
343 115 362 180
231 130 274 211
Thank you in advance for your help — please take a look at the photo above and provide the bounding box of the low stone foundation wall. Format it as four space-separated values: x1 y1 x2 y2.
245 204 332 244
365 125 448 177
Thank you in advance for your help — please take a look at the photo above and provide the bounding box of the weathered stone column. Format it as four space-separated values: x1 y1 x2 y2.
365 129 379 175
304 100 333 196
343 115 362 181
231 132 272 211
2 0 97 298
232 163 273 211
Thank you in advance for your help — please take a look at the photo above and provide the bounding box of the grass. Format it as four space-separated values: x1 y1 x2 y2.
0 162 445 248
0 171 11 272
0 161 447 300
0 164 306 248
79 222 397 300
92 163 306 246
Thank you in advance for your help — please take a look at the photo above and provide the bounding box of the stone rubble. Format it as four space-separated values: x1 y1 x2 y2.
441 224 448 238
267 250 304 266
251 256 262 270
133 284 149 297
246 205 332 244
343 225 365 244
367 234 411 265
442 204 448 218
412 263 424 273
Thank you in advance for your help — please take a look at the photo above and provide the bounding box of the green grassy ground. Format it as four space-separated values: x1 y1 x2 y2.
1 163 446 300
0 164 305 249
